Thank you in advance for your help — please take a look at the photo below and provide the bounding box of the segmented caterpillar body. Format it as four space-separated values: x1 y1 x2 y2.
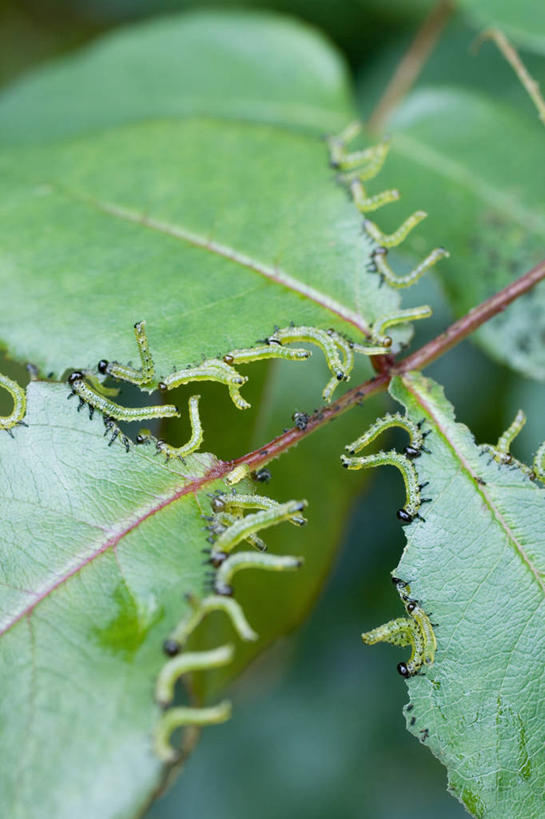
0 373 27 436
361 578 437 678
154 490 306 762
327 122 447 290
341 412 431 523
98 320 155 388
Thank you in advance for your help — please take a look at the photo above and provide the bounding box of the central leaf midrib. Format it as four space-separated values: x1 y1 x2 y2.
0 455 230 638
48 183 370 336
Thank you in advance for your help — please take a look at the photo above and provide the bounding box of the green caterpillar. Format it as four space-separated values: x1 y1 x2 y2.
482 409 545 482
361 578 437 678
327 122 448 289
0 372 27 437
136 395 203 461
341 412 431 524
154 490 306 762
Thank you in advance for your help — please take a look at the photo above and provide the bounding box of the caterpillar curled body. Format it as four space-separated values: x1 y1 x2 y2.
482 409 545 482
223 344 310 366
372 247 449 290
98 320 155 388
67 371 179 423
371 307 432 348
209 500 308 557
344 412 430 460
163 594 258 657
156 644 234 708
213 552 303 597
210 492 307 527
159 360 249 410
204 510 268 553
136 395 203 461
155 700 232 763
341 412 431 523
327 122 448 292
154 490 306 763
264 325 383 403
0 373 27 436
342 450 425 523
361 578 437 678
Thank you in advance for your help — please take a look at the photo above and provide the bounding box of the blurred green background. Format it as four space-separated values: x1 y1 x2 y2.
2 2 542 817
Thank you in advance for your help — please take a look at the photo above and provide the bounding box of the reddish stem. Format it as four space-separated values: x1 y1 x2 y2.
232 258 545 472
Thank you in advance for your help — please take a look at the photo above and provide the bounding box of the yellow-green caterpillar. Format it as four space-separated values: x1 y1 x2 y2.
136 395 203 461
67 371 179 423
208 499 307 558
361 578 437 678
154 490 307 763
159 360 249 410
98 320 155 389
482 409 545 482
327 122 448 291
341 412 431 523
0 373 27 437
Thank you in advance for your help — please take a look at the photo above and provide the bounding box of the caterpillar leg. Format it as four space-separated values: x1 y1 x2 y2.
0 373 27 436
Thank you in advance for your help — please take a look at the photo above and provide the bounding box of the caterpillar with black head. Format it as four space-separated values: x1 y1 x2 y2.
481 409 545 482
341 412 431 524
154 490 306 762
361 578 437 678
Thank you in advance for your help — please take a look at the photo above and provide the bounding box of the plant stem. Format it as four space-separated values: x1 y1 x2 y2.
474 28 545 127
368 0 453 134
233 258 545 471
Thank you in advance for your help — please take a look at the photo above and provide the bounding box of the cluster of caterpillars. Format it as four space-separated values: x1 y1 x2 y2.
154 488 306 762
327 122 449 290
362 577 437 678
64 315 439 456
341 411 432 524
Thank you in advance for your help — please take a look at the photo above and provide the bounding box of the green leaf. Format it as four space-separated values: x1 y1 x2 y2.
0 382 218 817
0 11 414 378
456 0 545 54
378 372 545 818
0 12 409 817
377 87 545 380
0 10 353 145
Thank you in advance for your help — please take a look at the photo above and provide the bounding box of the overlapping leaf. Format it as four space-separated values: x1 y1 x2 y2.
380 372 545 817
0 12 402 818
376 87 545 380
